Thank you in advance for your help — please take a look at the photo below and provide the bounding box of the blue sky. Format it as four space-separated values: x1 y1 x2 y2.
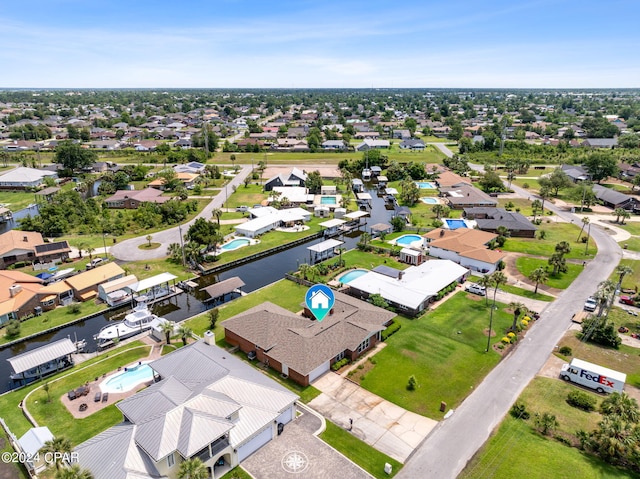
1 0 638 88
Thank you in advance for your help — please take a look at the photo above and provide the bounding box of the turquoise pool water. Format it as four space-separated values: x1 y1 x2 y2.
320 196 337 205
396 234 423 245
420 197 439 204
416 182 436 189
221 238 251 251
339 269 368 283
103 363 154 393
446 219 467 229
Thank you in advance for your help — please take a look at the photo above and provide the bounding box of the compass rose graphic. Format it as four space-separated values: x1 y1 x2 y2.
281 450 309 474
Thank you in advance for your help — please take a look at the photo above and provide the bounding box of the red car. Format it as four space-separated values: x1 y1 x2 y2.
619 295 635 306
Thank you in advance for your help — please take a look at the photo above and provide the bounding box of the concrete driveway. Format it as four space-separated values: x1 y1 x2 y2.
309 373 437 463
242 406 373 479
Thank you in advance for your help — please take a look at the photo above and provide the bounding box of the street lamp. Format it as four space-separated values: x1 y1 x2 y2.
584 221 591 256
178 223 186 267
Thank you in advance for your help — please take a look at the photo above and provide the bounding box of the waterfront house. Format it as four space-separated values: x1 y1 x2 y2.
104 188 170 209
424 228 505 274
263 168 307 191
463 207 537 238
0 167 58 190
234 206 311 238
0 271 44 324
440 182 498 209
64 263 125 301
0 231 70 269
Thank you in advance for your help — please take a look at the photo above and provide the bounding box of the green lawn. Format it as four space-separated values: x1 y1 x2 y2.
220 467 252 479
320 420 402 479
355 292 514 418
608 258 640 291
0 190 39 212
0 341 149 440
496 198 536 216
501 223 597 259
460 416 631 479
0 301 108 346
616 222 640 236
619 237 640 252
499 283 555 302
515 257 583 290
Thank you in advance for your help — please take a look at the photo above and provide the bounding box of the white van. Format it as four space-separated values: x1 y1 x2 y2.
465 283 486 296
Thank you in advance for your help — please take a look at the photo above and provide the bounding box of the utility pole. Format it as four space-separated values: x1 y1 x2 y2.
178 223 186 267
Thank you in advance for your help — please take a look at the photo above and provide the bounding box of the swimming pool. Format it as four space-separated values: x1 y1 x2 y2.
445 219 468 230
395 234 424 246
102 363 154 393
320 196 337 205
420 197 439 204
415 182 436 189
221 238 251 251
338 269 368 284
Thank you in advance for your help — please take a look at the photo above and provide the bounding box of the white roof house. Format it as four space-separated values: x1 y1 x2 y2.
270 186 314 204
0 167 58 189
74 340 298 479
347 260 469 316
235 207 311 238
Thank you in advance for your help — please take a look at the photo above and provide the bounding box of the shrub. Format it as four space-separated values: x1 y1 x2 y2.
559 346 572 356
407 375 417 391
507 332 516 339
381 321 401 341
567 390 596 412
510 401 530 420
68 303 81 314
331 358 349 371
5 319 20 339
522 183 530 189
501 336 510 344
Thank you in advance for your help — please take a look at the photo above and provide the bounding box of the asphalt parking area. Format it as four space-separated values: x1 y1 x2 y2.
242 406 373 479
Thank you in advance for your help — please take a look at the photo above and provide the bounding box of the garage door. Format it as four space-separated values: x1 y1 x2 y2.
277 405 294 425
308 360 330 383
237 425 273 462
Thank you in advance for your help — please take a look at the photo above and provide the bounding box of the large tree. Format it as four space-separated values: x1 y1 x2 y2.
584 152 618 184
54 141 97 172
305 170 323 194
539 168 572 197
185 218 220 252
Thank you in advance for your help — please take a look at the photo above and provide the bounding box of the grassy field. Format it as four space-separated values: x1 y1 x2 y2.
619 237 640 252
0 190 39 212
608 258 640 290
353 292 513 418
515 257 583 290
500 222 597 259
616 221 640 236
499 283 555 302
320 420 402 479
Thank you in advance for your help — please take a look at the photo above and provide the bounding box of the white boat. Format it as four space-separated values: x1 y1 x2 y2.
94 303 163 344
362 168 372 181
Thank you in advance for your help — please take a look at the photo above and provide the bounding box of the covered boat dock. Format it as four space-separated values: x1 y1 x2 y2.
129 272 178 303
8 338 77 384
307 238 344 264
201 277 246 305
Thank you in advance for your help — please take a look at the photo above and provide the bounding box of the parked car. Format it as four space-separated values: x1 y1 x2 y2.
465 283 486 296
584 296 597 312
86 257 107 270
619 295 636 306
236 205 249 213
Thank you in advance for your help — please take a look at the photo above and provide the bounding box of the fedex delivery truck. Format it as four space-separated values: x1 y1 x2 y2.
560 358 626 394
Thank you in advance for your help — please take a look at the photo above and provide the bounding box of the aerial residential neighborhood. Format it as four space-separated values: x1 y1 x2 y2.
1 2 640 479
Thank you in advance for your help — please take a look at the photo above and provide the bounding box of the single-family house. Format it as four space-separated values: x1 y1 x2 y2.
424 228 506 273
263 168 307 191
74 339 298 479
393 129 411 139
223 291 395 386
346 260 469 317
592 184 635 210
0 167 58 190
0 271 44 324
18 427 54 474
104 188 170 209
355 139 390 151
0 231 70 269
440 182 498 209
435 171 471 189
321 140 347 150
582 138 618 148
463 207 537 238
234 207 311 238
148 172 199 190
270 186 314 205
560 164 591 182
399 139 425 150
97 274 138 306
64 263 125 301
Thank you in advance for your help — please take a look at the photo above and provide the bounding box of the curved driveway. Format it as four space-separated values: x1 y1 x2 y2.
398 161 622 478
110 166 252 261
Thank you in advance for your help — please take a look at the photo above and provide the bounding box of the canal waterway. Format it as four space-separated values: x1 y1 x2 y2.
0 185 396 392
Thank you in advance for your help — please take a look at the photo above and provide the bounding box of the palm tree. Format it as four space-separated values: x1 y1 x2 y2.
210 232 224 257
528 267 548 294
55 464 94 479
146 235 152 247
509 301 527 332
85 246 95 261
337 247 346 267
299 263 311 281
614 207 626 224
177 325 193 346
167 243 183 263
531 199 542 221
41 436 73 470
184 242 202 266
359 232 371 246
76 241 87 259
177 458 209 479
548 253 567 276
620 210 631 225
577 216 590 242
307 265 319 282
211 207 223 225
161 321 174 345
555 241 571 256
539 185 551 215
594 280 617 317
535 412 559 436
432 204 446 220
600 392 640 423
615 264 633 293
476 275 493 306
486 271 507 352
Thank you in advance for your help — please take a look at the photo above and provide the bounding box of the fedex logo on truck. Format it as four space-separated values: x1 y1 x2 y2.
579 369 615 388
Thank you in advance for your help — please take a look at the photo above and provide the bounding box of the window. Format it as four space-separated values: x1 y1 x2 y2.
41 299 55 307
357 337 370 354
167 452 175 468
335 351 345 362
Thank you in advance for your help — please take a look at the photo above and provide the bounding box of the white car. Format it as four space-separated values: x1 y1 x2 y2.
465 283 486 296
584 297 597 312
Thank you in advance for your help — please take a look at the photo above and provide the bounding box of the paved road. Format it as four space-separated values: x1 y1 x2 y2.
110 165 252 261
398 160 622 478
427 142 455 158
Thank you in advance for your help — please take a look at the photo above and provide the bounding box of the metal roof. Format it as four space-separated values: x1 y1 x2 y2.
130 273 178 293
201 277 245 300
306 239 343 253
319 219 346 228
344 210 369 219
7 338 76 374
